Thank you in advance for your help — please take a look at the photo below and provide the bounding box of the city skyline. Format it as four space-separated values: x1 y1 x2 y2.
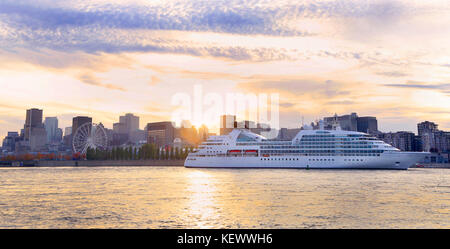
0 0 449 137
1 106 450 139
1 106 448 138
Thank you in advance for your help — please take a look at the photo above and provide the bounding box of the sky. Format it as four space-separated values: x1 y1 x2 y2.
0 0 449 137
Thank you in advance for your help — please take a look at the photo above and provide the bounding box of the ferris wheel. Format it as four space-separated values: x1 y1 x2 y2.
72 122 108 154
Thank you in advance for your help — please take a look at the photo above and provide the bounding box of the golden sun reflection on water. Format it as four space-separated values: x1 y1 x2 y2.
182 170 219 228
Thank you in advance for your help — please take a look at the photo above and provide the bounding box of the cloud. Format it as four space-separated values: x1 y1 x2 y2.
0 23 296 62
279 102 295 108
376 71 409 77
0 0 414 61
149 76 160 86
326 100 357 105
384 82 450 91
238 78 353 98
0 0 312 36
0 48 135 72
77 73 127 91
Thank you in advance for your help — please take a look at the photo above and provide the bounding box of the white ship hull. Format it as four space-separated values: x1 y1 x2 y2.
185 129 430 170
185 152 428 170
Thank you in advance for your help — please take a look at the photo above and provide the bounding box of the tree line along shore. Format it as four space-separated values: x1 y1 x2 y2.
0 144 194 162
85 144 193 161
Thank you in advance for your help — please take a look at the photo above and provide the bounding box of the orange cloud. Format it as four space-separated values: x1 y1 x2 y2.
77 73 127 92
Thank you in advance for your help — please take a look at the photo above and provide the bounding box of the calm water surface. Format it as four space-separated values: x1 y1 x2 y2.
0 166 449 228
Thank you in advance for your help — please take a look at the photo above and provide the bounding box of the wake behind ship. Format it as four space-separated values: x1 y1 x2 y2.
184 128 429 170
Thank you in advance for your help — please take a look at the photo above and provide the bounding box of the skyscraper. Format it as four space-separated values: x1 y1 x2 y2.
24 108 43 140
220 115 236 135
72 116 92 136
324 113 358 131
112 122 128 145
356 116 378 134
324 113 378 133
119 113 139 133
417 121 438 136
381 131 415 151
198 124 209 141
70 116 92 152
44 117 59 143
417 121 450 153
64 127 72 137
23 108 47 151
147 121 175 147
2 132 20 152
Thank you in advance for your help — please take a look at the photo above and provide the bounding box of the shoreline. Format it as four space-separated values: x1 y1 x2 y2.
1 160 185 167
0 160 449 168
411 163 450 169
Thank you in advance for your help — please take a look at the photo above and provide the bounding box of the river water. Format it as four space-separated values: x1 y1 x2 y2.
0 166 449 228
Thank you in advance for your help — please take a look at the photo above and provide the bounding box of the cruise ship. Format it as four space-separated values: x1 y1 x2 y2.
184 128 430 170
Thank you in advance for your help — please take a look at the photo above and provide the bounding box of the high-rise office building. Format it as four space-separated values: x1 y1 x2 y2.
236 120 271 135
381 131 415 151
175 125 199 146
55 128 63 142
433 130 450 153
24 108 43 140
119 113 139 133
417 121 438 136
2 132 20 152
72 116 92 136
147 121 175 147
44 117 59 143
278 128 302 140
220 115 237 135
71 116 92 151
112 122 128 145
417 121 450 152
324 113 378 133
63 127 72 147
356 116 378 134
198 124 209 141
113 122 128 134
64 127 72 136
23 108 47 151
324 113 358 131
110 113 141 145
